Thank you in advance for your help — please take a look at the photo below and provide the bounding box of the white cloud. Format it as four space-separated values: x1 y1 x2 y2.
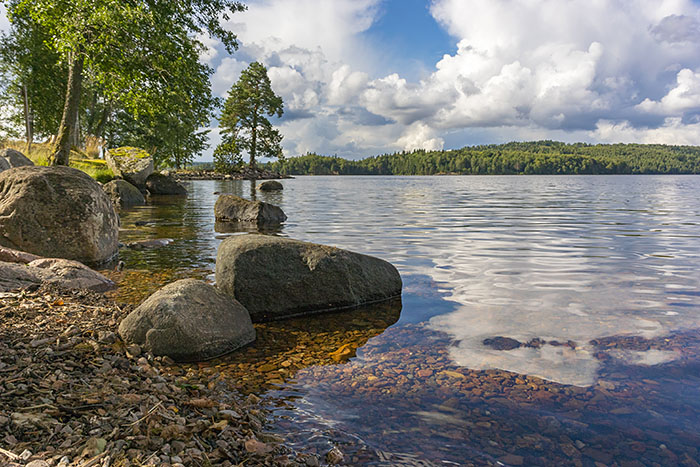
636 68 700 115
396 122 444 151
592 118 700 145
211 57 248 96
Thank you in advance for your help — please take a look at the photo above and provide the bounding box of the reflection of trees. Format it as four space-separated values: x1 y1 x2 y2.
177 298 402 394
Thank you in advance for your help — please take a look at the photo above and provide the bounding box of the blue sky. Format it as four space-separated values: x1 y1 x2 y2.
3 1 700 161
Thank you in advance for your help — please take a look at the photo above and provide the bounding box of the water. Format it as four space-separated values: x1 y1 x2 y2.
109 175 700 465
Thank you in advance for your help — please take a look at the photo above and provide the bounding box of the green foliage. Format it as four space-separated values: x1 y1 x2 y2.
4 0 245 165
268 142 700 176
0 14 66 139
216 62 284 170
213 139 244 174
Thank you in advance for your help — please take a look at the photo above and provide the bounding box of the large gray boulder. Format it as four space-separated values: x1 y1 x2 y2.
214 195 286 224
216 235 403 322
118 279 255 361
0 258 114 292
104 147 153 188
103 179 145 207
1 148 34 169
0 166 119 264
146 173 187 195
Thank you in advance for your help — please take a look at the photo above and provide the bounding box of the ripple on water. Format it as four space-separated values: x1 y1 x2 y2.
108 175 700 465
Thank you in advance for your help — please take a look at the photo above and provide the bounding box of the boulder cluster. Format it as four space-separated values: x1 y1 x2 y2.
0 148 403 364
103 146 188 208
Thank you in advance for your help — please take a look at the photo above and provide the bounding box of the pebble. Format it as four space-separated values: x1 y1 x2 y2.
326 447 344 464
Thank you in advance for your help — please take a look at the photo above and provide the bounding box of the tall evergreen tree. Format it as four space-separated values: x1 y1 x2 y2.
216 62 284 171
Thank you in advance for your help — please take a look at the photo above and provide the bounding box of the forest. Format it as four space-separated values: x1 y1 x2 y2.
266 141 700 175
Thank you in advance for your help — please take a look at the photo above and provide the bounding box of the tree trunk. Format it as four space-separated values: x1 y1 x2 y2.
51 53 84 166
21 83 33 155
250 113 257 170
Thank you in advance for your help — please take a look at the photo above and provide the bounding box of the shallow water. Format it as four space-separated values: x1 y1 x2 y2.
108 175 700 465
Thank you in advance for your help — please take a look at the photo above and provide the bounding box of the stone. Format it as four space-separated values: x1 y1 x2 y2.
0 246 41 264
1 148 34 169
104 147 154 188
257 180 283 191
216 234 402 322
118 279 255 362
146 173 187 195
0 166 119 264
326 447 344 465
0 156 10 173
483 336 522 350
27 258 115 292
103 179 146 207
214 195 287 224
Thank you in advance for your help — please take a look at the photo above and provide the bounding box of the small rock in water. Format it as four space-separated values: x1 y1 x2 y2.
483 336 522 350
326 447 344 465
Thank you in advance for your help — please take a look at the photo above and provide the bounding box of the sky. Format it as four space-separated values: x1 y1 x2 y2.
3 1 700 161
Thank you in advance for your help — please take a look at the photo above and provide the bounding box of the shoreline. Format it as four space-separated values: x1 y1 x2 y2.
0 285 316 466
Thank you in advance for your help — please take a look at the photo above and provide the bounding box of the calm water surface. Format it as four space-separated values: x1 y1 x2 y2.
110 176 700 466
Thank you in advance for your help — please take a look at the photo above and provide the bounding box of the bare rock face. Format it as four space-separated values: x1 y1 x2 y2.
145 173 187 195
104 147 153 189
0 156 10 173
1 148 34 170
0 258 114 292
214 194 286 224
257 180 283 191
118 279 255 362
0 166 119 264
215 234 403 322
28 258 115 292
0 246 41 264
103 179 146 207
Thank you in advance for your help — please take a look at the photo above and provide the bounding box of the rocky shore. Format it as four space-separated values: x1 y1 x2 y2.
172 168 292 181
0 285 315 467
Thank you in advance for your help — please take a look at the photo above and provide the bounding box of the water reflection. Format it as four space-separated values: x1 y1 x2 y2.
107 175 700 465
167 299 402 394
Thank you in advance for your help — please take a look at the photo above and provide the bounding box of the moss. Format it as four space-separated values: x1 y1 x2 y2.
108 146 151 160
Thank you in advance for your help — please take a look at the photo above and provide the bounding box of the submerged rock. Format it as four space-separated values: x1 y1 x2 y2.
214 194 286 224
483 336 522 351
215 234 402 322
104 147 153 189
257 180 283 191
118 279 255 361
103 179 145 207
146 173 187 195
1 148 34 170
0 166 119 264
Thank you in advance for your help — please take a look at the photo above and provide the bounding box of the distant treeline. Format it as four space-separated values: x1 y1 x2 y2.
266 141 700 175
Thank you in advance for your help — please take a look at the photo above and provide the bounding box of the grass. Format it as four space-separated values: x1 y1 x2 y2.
1 140 115 183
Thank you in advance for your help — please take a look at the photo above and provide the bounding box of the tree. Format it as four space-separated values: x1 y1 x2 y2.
6 0 245 165
216 62 284 171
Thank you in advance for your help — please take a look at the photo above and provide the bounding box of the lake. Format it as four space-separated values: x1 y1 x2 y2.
106 175 700 465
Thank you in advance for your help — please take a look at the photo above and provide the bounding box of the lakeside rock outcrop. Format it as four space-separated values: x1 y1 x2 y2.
216 234 403 322
0 166 119 264
105 147 154 189
118 279 255 361
103 179 146 207
214 194 287 224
